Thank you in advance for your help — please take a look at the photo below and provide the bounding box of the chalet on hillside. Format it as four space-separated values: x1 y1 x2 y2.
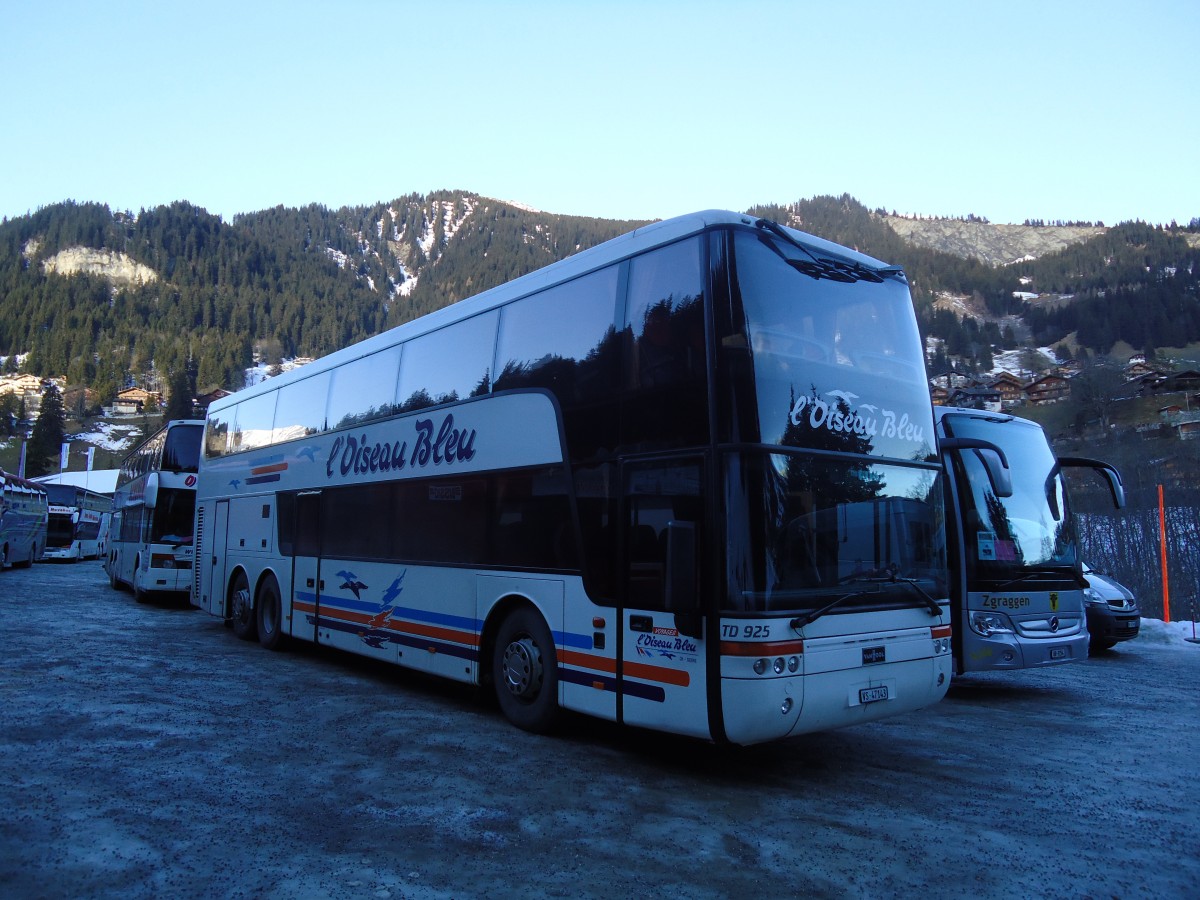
194 388 231 414
948 385 1002 412
112 387 160 415
930 384 950 406
989 372 1026 408
1024 373 1070 405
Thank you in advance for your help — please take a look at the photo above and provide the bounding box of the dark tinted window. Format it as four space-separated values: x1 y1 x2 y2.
622 238 708 451
162 424 202 472
278 467 576 571
396 312 498 412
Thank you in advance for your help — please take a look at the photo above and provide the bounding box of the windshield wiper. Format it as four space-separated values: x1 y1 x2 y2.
790 588 878 629
993 565 1086 591
889 575 944 616
754 219 902 284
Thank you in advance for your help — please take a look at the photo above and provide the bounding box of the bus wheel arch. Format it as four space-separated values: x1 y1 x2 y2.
487 598 560 734
133 555 149 602
255 571 286 651
228 568 258 641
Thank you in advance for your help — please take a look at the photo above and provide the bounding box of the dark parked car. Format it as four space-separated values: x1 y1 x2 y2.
1082 563 1141 652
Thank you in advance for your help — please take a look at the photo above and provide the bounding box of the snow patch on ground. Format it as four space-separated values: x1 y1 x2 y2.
70 422 143 453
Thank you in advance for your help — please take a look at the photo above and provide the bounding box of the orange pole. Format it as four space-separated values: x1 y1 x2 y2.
1159 484 1171 623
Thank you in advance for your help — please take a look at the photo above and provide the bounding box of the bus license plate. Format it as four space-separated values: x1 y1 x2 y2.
859 686 889 704
1050 648 1068 660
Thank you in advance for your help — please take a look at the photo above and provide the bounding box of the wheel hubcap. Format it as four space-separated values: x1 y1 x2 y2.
233 586 251 623
501 636 543 701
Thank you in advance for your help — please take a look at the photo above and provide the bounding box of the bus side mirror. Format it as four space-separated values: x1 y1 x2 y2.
144 472 159 510
939 437 1012 498
1058 457 1126 510
664 520 701 638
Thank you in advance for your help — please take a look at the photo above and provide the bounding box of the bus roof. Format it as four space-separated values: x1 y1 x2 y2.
209 209 898 415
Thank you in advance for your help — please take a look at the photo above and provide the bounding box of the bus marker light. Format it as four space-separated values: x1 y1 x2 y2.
592 617 605 628
781 698 793 714
753 659 768 675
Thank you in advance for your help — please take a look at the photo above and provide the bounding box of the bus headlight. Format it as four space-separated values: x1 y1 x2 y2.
772 657 786 674
970 611 1014 637
753 659 768 675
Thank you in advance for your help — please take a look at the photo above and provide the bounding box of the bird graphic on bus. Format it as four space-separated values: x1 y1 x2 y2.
361 571 407 648
337 570 368 599
296 446 320 463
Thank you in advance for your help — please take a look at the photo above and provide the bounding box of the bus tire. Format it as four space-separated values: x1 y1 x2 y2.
15 544 34 569
230 571 258 642
256 575 286 651
0 544 7 569
492 606 559 734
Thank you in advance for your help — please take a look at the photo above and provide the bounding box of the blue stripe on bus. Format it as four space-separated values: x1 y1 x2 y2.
299 591 599 653
315 615 479 661
245 474 281 485
558 667 665 702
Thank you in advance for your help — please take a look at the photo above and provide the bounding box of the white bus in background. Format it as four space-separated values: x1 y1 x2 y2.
0 469 48 569
194 210 954 746
936 407 1125 674
106 419 204 602
41 483 109 561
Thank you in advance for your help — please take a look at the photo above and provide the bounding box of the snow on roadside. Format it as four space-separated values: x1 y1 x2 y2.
1136 617 1200 649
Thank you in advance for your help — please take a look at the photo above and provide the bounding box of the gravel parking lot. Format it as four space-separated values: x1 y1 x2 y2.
2 562 1198 899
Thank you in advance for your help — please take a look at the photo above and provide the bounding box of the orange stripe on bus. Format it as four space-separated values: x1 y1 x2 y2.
720 640 804 656
318 607 480 647
560 648 690 687
251 462 289 475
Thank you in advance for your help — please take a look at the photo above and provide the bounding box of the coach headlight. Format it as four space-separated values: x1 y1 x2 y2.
970 611 1014 637
753 658 768 675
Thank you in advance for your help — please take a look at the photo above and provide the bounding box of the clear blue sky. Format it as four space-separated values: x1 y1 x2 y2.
3 0 1197 226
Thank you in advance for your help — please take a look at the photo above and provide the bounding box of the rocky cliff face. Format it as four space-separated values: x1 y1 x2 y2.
882 217 1106 265
41 247 157 286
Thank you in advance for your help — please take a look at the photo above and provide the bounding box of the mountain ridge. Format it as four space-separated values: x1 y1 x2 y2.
1 192 1196 402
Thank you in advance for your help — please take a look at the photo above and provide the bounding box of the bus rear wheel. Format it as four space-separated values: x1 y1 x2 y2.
256 575 286 651
230 572 258 642
492 606 559 733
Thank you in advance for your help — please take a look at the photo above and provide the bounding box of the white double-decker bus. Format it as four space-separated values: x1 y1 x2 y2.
1 469 48 569
193 210 953 745
936 407 1124 673
41 483 109 561
106 419 204 601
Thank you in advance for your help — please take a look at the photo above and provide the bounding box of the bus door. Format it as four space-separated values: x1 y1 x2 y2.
619 457 710 739
291 490 323 643
198 500 230 617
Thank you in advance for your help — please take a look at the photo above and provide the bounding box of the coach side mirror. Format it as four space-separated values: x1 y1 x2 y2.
939 437 1013 498
144 472 159 510
1057 457 1126 510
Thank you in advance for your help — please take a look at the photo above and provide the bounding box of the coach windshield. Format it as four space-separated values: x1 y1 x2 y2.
718 226 945 615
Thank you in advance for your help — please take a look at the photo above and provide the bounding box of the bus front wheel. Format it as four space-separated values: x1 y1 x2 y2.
492 606 559 734
256 575 286 651
230 572 258 642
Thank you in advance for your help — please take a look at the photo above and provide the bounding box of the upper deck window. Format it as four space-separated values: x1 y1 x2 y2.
721 230 933 460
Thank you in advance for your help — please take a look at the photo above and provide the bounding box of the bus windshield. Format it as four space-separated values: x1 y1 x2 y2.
942 412 1075 581
725 453 945 613
152 487 196 545
719 228 945 615
162 423 203 472
725 228 935 461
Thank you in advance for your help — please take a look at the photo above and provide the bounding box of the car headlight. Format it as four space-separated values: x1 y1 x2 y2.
970 611 1014 637
1083 588 1107 607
